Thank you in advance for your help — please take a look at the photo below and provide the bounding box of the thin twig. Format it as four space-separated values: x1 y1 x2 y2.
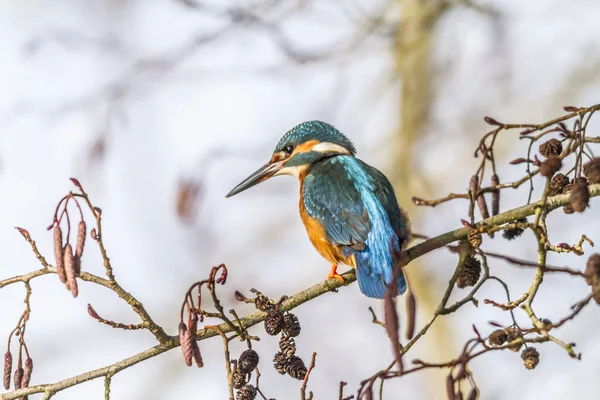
300 352 317 400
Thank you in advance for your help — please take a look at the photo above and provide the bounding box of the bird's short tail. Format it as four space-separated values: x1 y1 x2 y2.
356 265 407 299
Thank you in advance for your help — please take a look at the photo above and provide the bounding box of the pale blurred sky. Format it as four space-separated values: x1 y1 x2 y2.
1 1 600 399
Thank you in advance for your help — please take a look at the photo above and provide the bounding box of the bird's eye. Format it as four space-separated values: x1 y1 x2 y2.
283 145 294 154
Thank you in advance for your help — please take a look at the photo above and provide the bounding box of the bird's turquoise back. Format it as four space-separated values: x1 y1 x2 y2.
302 155 408 298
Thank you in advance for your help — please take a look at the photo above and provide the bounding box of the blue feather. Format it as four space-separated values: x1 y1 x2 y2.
339 157 406 298
303 156 407 299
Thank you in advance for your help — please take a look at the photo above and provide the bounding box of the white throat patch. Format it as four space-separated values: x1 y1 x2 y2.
275 165 304 177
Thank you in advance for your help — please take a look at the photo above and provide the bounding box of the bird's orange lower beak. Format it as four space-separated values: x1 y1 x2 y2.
225 162 282 198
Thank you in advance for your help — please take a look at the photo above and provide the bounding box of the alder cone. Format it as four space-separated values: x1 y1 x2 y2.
570 182 589 212
457 256 481 288
539 138 562 158
238 350 259 374
264 310 284 336
232 370 247 389
282 313 301 337
285 356 307 380
540 156 561 177
236 385 257 400
521 347 540 370
583 158 600 184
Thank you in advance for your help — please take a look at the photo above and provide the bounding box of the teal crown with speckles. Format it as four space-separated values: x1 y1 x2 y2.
274 121 356 155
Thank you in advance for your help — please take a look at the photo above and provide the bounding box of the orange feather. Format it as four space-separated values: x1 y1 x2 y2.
299 178 356 268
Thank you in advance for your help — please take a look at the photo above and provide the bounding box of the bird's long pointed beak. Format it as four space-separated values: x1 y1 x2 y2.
225 162 282 198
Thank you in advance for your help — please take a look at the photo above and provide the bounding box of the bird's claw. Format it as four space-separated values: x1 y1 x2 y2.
328 265 345 283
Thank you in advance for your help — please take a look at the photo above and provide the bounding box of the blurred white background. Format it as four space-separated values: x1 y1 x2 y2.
1 1 600 399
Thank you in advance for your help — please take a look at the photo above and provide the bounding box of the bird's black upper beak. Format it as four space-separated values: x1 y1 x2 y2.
225 161 282 198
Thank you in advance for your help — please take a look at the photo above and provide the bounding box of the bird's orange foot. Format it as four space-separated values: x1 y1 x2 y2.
328 264 345 283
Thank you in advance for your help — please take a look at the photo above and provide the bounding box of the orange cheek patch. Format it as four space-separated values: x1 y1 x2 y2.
291 140 320 157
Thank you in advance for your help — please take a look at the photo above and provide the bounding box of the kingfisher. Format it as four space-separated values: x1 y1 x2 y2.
226 121 410 299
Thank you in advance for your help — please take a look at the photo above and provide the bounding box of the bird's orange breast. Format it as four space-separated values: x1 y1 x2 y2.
298 181 356 268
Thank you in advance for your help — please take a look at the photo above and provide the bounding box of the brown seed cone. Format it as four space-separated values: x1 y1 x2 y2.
3 351 12 390
54 226 66 283
521 347 540 370
585 253 600 304
506 327 523 352
232 370 247 389
585 253 600 286
238 349 259 374
502 218 527 240
273 351 289 375
64 244 78 297
563 182 573 193
549 173 570 195
279 335 296 358
570 182 590 212
583 158 600 184
488 330 508 346
179 322 193 367
282 313 301 337
539 138 562 158
457 256 481 288
502 227 524 240
264 310 284 336
75 221 86 258
540 156 562 178
236 384 257 400
13 367 23 390
254 294 272 311
22 357 32 388
491 174 500 216
467 230 482 249
285 356 307 380
563 189 575 214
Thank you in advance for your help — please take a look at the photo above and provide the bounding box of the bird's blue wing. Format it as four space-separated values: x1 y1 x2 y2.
303 156 407 299
363 164 410 245
303 159 371 250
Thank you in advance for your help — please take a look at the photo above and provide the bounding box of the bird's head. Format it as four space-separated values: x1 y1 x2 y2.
226 120 355 197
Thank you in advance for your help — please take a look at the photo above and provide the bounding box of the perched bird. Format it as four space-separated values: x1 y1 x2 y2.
226 121 410 299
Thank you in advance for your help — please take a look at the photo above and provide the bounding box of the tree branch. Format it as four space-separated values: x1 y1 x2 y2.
2 184 598 400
